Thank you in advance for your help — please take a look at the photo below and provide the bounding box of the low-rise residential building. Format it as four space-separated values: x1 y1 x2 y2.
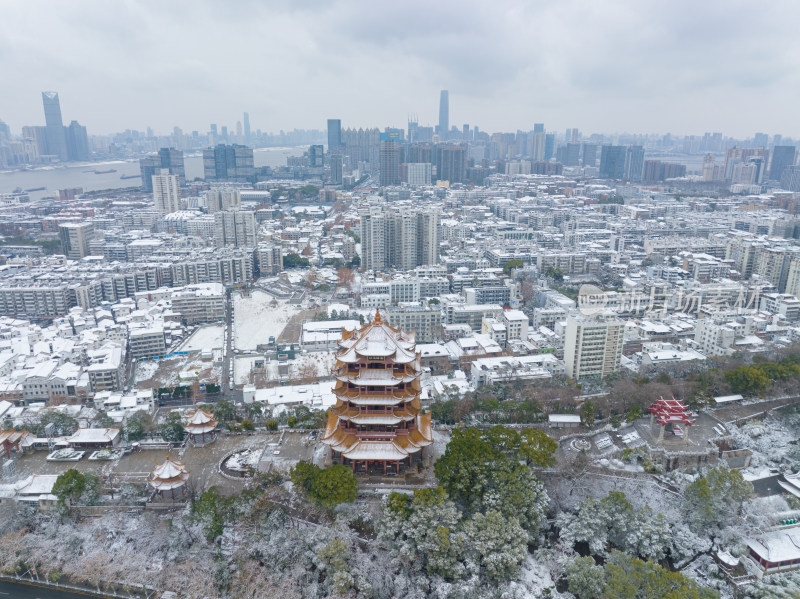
128 327 167 359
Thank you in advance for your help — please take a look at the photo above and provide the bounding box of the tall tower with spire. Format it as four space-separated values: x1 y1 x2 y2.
438 90 449 140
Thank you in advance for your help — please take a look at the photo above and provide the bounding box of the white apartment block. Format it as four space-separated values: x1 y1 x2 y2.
153 169 181 214
171 283 225 324
694 318 743 357
385 305 442 343
759 293 800 321
564 314 624 380
470 355 558 388
481 317 507 346
256 244 283 276
206 188 242 213
59 222 94 260
501 309 529 341
215 210 257 248
87 345 124 393
128 327 167 359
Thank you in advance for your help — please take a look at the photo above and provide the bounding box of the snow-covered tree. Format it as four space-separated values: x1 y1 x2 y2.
381 488 467 580
684 466 754 530
565 555 605 599
630 508 671 561
669 522 713 566
463 510 527 581
481 464 549 541
557 491 671 560
556 497 610 555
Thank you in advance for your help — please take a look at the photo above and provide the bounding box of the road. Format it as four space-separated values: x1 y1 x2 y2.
222 287 234 401
711 395 800 424
0 579 116 598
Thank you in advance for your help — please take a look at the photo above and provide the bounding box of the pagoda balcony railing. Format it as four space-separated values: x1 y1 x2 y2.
341 425 416 436
342 365 419 376
338 388 418 398
341 427 406 438
359 407 393 414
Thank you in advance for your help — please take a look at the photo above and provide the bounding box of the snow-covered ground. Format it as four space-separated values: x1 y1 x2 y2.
178 325 224 352
234 351 336 385
136 355 220 389
233 291 302 350
134 360 159 384
234 356 261 385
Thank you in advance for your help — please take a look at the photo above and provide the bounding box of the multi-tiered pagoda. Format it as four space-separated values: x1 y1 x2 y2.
322 310 433 475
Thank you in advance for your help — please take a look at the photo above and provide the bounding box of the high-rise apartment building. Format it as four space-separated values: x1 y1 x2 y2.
599 145 627 179
781 166 800 192
416 209 439 266
359 206 439 271
152 169 181 214
329 154 343 185
436 144 467 184
625 146 645 181
407 144 433 164
405 163 432 185
724 146 770 180
545 134 555 160
327 119 342 152
21 126 48 158
256 244 283 276
42 91 68 161
530 131 547 161
215 211 257 248
205 188 242 213
563 143 581 167
58 222 94 260
582 143 598 167
309 145 324 167
139 148 186 192
379 131 401 187
770 146 797 181
203 144 255 181
564 314 624 380
438 90 449 139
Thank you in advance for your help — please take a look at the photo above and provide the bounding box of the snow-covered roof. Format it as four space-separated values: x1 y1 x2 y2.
747 529 800 564
548 414 581 423
13 474 59 498
149 457 190 491
66 428 120 444
714 394 744 404
336 310 417 364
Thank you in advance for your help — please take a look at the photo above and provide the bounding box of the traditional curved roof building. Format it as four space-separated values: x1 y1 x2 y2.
148 457 189 500
322 309 433 475
184 408 218 445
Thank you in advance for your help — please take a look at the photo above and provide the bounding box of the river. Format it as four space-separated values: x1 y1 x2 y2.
0 146 306 201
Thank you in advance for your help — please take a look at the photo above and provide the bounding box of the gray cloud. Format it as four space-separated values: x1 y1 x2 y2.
1 0 799 137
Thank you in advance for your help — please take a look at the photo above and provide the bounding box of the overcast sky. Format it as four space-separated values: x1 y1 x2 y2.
2 0 799 138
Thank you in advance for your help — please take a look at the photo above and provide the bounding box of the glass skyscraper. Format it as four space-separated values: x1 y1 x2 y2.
42 91 68 161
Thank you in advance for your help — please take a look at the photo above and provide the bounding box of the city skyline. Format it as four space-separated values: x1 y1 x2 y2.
2 1 800 137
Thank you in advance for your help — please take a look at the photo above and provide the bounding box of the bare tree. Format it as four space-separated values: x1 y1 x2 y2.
337 266 355 289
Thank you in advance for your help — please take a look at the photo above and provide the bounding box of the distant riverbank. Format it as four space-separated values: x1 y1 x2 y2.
0 146 307 201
